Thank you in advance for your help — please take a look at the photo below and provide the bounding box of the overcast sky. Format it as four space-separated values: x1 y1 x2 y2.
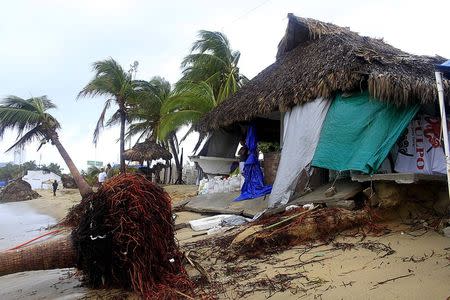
1 0 450 172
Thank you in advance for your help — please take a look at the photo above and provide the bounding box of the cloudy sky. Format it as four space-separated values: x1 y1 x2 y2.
1 0 449 172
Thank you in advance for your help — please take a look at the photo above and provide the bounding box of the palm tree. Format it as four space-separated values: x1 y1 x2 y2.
180 30 248 102
158 30 247 141
78 58 136 173
0 96 93 197
158 81 217 141
126 77 184 183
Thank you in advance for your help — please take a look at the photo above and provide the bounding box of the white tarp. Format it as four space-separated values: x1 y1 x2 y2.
395 115 449 174
268 98 331 208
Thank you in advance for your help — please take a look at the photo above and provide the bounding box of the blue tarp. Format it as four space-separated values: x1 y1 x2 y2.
436 60 450 79
235 125 272 201
312 92 419 174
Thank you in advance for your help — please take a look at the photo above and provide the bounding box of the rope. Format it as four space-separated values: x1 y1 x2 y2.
7 229 63 251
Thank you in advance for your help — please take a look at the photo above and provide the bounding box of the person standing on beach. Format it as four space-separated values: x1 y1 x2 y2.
52 180 58 196
98 168 107 187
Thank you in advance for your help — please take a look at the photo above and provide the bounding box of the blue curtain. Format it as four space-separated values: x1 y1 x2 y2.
235 125 272 201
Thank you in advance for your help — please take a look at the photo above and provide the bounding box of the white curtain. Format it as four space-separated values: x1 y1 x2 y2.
268 98 331 208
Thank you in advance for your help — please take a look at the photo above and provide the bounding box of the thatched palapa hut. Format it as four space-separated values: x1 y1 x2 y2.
196 14 450 208
123 139 172 163
123 139 172 183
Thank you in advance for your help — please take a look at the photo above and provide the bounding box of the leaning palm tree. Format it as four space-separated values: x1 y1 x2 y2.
0 96 93 197
78 58 136 173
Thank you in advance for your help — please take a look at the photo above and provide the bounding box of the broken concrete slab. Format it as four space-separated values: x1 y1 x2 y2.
351 173 446 184
176 192 268 218
290 180 363 206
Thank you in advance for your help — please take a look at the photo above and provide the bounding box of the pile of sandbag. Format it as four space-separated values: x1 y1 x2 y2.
198 174 244 195
0 179 40 202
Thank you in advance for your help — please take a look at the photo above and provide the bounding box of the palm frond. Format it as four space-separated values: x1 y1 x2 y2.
5 126 44 152
158 110 204 140
93 100 112 145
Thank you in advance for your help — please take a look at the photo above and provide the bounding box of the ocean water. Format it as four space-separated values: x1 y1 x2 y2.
0 202 56 250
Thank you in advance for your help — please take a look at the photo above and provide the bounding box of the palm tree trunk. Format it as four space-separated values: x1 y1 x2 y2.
119 109 126 173
168 135 184 184
0 235 75 276
50 133 93 198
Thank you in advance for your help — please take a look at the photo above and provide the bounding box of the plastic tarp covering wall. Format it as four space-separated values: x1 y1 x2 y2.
268 98 331 208
312 92 419 174
197 128 241 158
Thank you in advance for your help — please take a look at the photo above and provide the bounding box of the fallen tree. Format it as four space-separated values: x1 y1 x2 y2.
232 207 370 257
0 173 193 299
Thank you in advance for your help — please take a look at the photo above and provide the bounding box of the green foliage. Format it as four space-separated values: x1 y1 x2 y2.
0 96 60 152
21 160 38 172
40 162 63 176
258 142 281 153
180 30 247 102
157 30 246 141
78 58 136 145
0 163 21 181
0 160 44 181
158 81 216 140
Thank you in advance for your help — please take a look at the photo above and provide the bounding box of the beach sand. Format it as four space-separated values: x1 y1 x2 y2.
0 186 449 299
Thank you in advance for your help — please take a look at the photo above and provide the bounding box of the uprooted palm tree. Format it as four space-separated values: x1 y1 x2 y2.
0 96 92 197
78 58 138 173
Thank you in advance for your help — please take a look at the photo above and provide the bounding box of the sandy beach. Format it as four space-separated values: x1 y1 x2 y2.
0 187 448 299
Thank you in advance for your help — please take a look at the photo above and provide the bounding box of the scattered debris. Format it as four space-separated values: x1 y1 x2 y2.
232 207 370 257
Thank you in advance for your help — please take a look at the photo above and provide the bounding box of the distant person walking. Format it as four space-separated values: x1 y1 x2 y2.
52 180 58 196
98 168 107 187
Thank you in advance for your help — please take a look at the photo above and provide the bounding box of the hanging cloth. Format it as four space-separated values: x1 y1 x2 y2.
268 98 331 208
235 125 272 201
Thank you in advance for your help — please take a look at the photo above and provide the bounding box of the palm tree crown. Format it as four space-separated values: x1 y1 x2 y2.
180 30 247 102
0 96 60 151
78 58 137 172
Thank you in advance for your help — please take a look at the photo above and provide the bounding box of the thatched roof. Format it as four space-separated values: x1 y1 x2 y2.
123 139 172 162
197 14 449 132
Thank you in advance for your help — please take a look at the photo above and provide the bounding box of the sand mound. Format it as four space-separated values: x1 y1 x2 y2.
0 179 41 202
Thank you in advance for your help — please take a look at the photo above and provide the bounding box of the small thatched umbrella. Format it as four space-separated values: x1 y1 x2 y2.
123 139 172 163
123 139 172 183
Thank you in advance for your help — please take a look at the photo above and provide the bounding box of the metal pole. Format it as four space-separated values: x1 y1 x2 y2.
435 71 450 198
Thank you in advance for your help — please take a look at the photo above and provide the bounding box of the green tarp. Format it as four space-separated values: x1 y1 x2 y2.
312 92 419 174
